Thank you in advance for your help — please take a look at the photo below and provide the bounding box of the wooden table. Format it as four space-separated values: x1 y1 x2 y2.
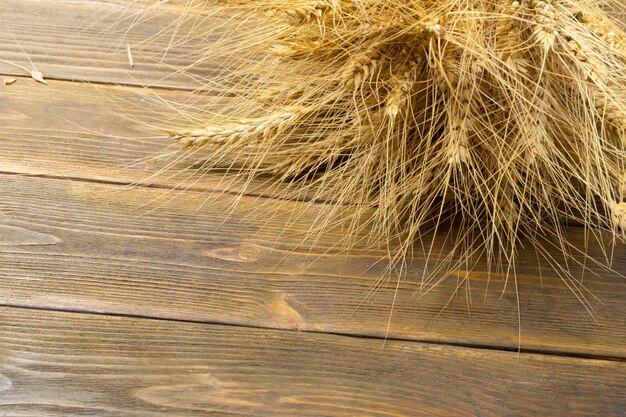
0 1 624 415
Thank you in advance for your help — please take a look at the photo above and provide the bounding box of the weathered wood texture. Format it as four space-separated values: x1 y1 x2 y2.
0 80 231 190
0 173 624 358
0 0 220 89
0 0 625 415
0 306 624 417
0 60 624 358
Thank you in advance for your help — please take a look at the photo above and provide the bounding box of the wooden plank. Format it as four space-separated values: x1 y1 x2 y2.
0 0 221 89
0 14 624 359
0 173 624 358
0 79 298 197
0 306 624 417
0 78 311 201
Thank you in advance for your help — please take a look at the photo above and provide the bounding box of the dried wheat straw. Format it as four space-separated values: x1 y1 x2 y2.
119 0 626 315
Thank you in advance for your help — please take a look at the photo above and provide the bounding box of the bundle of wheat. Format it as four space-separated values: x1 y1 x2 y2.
120 1 626 300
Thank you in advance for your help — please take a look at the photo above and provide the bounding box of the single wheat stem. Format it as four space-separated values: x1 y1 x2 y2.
385 57 419 118
170 108 305 148
355 14 443 39
342 45 387 87
435 40 476 167
520 62 552 163
271 40 321 59
444 76 473 166
524 83 552 163
285 0 340 25
261 83 306 103
562 35 626 145
497 1 525 63
497 1 552 163
529 0 557 51
415 17 445 39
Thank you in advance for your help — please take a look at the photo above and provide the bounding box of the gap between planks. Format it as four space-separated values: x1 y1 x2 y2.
0 73 205 93
1 304 624 417
0 302 624 363
0 173 624 360
0 169 329 206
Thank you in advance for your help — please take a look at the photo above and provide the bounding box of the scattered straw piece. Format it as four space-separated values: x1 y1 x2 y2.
127 43 134 68
3 77 16 85
29 69 47 85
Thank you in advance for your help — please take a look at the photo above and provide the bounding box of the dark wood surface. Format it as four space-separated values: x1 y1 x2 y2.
0 306 624 417
0 0 625 415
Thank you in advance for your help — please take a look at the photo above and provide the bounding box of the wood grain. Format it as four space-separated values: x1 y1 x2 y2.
1 16 624 359
0 173 624 358
0 79 312 199
0 306 624 417
0 0 221 90
1 1 624 414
